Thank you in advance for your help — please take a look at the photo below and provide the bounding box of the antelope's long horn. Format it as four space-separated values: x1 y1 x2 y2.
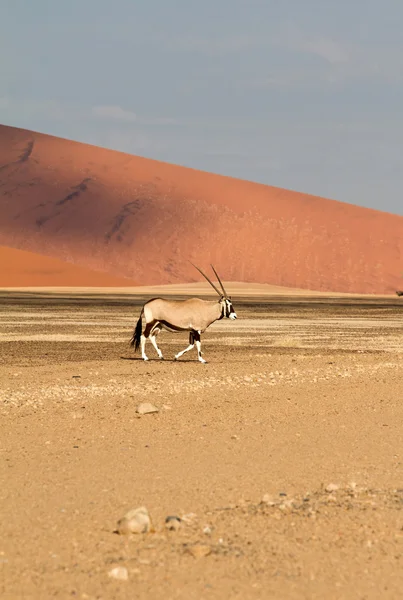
190 262 222 296
210 264 227 297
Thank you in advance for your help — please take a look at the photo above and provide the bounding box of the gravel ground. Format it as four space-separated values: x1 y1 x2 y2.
1 290 402 599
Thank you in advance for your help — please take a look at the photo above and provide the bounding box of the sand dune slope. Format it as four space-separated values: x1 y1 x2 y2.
0 245 137 287
0 124 402 293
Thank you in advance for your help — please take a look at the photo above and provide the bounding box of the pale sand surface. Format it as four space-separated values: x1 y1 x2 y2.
1 289 402 599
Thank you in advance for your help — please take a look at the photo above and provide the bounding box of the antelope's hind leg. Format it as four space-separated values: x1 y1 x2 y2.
140 322 154 361
140 335 148 361
150 324 164 359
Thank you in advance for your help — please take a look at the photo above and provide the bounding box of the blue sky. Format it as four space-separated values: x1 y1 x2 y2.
1 0 403 215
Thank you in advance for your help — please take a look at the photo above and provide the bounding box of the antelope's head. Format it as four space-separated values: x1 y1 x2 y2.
219 295 237 319
191 263 237 320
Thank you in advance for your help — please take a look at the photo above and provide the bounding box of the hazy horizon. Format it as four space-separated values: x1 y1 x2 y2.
1 0 403 216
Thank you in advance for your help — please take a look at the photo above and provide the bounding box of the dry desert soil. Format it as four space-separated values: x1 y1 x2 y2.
1 284 403 599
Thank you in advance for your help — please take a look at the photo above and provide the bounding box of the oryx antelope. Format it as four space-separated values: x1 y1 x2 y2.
129 264 237 363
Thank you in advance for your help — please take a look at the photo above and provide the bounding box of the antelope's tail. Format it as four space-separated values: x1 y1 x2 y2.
130 309 144 352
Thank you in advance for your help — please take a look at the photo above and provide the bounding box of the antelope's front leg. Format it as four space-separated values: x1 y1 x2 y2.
174 332 194 360
194 331 206 364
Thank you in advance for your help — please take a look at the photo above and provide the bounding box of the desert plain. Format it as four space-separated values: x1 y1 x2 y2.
1 283 403 600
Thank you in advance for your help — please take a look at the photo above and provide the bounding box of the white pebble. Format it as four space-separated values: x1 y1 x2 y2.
108 566 128 581
325 483 339 493
116 506 152 534
136 403 159 415
181 512 197 524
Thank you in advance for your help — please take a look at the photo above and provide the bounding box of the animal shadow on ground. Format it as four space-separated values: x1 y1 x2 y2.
120 356 203 363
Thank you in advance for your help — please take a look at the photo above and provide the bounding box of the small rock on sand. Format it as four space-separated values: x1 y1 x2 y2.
136 403 159 415
108 566 129 581
165 516 181 531
325 483 340 493
116 506 152 534
185 544 212 558
181 513 198 524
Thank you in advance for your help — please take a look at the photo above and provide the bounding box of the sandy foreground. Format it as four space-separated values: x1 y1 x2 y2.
1 284 403 599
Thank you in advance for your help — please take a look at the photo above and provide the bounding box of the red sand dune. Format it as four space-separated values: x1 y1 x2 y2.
0 124 402 294
0 245 137 287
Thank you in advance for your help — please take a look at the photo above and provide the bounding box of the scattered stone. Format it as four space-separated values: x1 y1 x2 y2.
185 544 211 558
181 512 197 524
165 516 181 531
327 494 338 503
108 566 129 581
116 506 152 535
279 499 294 510
71 412 84 420
203 525 212 536
136 403 159 415
262 494 275 506
325 483 340 493
162 404 172 410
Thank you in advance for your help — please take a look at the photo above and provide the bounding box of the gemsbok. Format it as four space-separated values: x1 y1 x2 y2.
130 264 237 363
